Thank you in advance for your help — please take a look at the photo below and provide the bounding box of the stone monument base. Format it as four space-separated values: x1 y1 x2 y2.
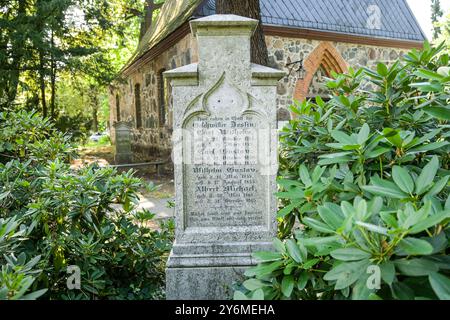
114 153 132 164
165 241 273 300
166 266 247 300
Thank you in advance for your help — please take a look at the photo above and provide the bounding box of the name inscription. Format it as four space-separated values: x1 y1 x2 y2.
184 114 266 228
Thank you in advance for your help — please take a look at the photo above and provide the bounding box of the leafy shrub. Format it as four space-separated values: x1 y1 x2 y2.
0 216 47 300
53 113 93 144
0 110 174 300
0 110 76 164
237 43 450 300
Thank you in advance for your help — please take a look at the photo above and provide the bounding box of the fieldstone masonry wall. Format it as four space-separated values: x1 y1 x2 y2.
109 34 198 161
110 30 407 161
265 35 406 112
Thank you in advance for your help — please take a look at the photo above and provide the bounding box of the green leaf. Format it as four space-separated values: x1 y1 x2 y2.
302 258 320 269
368 293 383 300
299 165 312 187
382 128 403 148
303 217 335 234
318 204 344 229
245 261 284 277
286 239 303 264
318 152 352 159
362 184 408 200
380 211 398 229
429 272 450 300
19 289 48 300
281 275 295 297
331 130 355 145
365 146 391 159
425 176 450 197
297 272 309 290
380 262 396 285
409 210 450 234
324 260 370 290
423 106 450 120
249 289 264 300
414 69 445 81
415 156 439 195
318 156 353 166
395 258 438 276
391 282 414 300
351 275 374 300
392 166 414 194
377 63 389 76
252 251 283 262
275 190 304 200
277 202 299 218
408 141 449 153
300 235 341 247
398 238 433 256
233 291 248 300
357 124 370 145
330 248 371 261
273 238 286 254
243 279 267 291
355 221 389 235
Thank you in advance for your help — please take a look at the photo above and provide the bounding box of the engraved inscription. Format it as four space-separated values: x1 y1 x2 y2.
184 113 267 228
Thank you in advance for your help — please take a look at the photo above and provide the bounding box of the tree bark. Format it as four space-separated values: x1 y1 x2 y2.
50 30 56 119
216 0 268 66
89 86 99 132
5 0 28 105
139 1 164 40
38 50 47 118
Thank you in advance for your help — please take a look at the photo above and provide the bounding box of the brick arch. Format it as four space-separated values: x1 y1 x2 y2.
294 42 348 102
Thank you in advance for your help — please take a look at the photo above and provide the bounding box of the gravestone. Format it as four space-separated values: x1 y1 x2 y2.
113 121 132 164
164 15 284 300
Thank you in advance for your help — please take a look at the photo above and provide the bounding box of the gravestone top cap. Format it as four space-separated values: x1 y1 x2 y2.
113 121 133 129
190 14 258 37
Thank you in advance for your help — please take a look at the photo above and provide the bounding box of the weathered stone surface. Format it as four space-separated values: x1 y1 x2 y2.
166 267 247 300
164 15 284 300
113 121 133 164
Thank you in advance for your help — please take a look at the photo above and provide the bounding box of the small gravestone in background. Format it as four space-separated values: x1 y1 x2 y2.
164 15 284 300
113 121 132 164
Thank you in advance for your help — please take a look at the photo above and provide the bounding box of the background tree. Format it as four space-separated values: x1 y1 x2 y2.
216 0 268 66
0 0 144 133
431 0 444 39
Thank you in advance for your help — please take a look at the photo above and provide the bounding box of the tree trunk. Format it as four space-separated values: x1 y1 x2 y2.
139 1 164 40
6 0 28 105
50 30 56 119
89 86 99 132
38 50 47 118
216 0 268 66
92 105 99 132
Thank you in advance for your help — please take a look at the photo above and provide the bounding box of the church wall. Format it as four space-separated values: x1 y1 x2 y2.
110 32 409 162
265 35 407 115
110 33 198 162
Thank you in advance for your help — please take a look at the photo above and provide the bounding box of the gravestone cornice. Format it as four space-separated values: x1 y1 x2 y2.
190 14 258 37
113 121 133 129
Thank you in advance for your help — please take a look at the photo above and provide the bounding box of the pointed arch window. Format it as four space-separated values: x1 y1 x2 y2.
294 42 348 102
158 69 166 127
116 94 121 122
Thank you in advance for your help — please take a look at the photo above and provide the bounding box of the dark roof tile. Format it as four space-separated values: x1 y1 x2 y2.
195 0 426 41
